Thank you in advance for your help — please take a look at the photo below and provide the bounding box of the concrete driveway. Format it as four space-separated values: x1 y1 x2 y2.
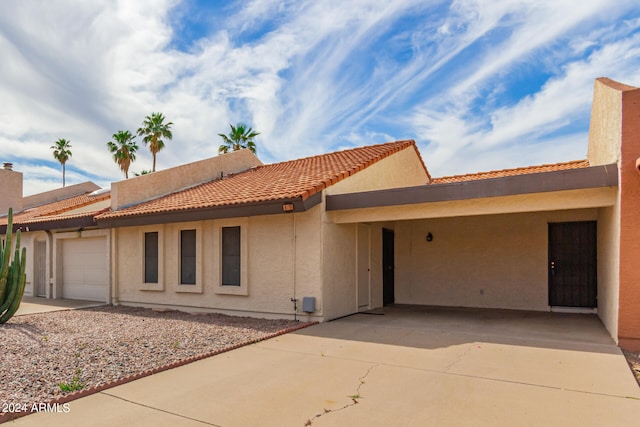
15 296 105 316
8 306 640 426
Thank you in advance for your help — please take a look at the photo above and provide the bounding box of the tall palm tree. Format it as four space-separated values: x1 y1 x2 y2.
218 123 259 154
107 130 138 179
50 138 72 187
137 112 173 172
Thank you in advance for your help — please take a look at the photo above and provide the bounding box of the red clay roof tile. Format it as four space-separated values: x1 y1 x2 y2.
98 140 422 220
0 192 111 226
430 160 590 184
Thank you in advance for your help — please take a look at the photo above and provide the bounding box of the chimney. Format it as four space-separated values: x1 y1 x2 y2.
0 163 23 215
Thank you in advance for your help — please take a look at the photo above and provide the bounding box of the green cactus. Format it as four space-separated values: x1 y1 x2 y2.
0 208 27 323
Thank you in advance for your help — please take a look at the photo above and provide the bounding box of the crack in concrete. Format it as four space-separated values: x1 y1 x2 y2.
444 342 475 372
304 363 379 426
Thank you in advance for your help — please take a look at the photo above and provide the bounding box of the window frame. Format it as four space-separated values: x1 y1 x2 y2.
175 224 203 293
214 219 248 296
221 226 241 286
139 226 164 291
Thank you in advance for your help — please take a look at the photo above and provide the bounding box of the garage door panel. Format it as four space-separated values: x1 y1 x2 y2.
62 238 107 302
84 268 108 285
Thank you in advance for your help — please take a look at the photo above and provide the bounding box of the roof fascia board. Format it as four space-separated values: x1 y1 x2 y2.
326 163 618 211
0 216 97 234
97 192 322 228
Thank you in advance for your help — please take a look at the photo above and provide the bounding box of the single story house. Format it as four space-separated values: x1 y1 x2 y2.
2 77 639 351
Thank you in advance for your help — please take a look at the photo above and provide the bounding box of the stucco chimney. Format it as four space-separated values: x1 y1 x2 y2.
0 163 23 215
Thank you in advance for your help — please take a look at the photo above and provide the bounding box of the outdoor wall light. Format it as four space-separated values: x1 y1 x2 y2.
635 157 640 175
282 202 295 212
426 232 433 242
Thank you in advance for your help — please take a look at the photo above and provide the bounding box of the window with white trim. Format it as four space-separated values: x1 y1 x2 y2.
144 231 159 284
221 226 241 286
180 229 196 285
215 220 248 296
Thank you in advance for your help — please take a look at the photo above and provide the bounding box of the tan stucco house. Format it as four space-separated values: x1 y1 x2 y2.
2 77 640 351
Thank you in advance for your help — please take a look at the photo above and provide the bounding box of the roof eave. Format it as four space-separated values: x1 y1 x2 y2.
0 215 98 234
326 163 618 210
96 192 322 228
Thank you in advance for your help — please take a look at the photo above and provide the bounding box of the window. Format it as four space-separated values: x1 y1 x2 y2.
222 226 241 286
144 232 159 283
180 229 196 285
214 221 247 296
140 227 164 291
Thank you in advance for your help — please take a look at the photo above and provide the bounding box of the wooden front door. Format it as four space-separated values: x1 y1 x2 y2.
382 228 395 305
548 221 597 308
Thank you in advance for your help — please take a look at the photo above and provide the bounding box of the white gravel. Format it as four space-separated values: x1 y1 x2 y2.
0 306 302 405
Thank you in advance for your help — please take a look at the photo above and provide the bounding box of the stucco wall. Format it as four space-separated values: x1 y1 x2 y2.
393 209 598 311
587 78 640 350
0 168 23 214
326 146 429 195
321 221 357 319
1 230 50 298
114 206 323 320
18 232 35 297
617 82 640 350
587 78 624 166
597 204 620 340
111 149 262 210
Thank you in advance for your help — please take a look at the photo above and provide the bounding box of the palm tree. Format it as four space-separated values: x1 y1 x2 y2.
107 130 138 179
137 112 173 172
50 138 72 187
218 123 259 154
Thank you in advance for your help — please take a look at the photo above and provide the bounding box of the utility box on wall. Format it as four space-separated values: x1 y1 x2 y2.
302 297 316 313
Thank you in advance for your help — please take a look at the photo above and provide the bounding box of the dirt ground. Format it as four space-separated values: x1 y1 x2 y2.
623 350 640 386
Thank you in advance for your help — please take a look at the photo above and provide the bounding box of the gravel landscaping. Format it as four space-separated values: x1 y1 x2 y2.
0 306 305 407
623 350 640 387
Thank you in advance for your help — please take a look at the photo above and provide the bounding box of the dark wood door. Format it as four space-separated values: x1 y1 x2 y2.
382 228 395 305
548 221 597 307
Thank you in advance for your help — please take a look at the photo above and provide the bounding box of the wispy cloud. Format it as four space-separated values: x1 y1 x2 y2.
0 0 638 195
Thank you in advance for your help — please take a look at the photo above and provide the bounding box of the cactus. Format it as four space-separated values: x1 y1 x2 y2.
0 208 27 323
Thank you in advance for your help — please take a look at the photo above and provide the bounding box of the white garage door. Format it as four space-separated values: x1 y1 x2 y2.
62 237 108 302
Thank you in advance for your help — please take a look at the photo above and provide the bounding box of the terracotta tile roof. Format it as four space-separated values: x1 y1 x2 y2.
430 160 590 184
0 192 111 227
98 140 423 220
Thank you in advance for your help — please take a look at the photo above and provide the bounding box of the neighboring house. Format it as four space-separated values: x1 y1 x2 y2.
0 176 111 302
1 77 639 351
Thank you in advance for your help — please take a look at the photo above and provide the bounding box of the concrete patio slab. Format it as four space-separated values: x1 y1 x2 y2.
7 306 640 426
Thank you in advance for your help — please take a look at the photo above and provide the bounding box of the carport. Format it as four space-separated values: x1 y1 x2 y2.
325 162 620 343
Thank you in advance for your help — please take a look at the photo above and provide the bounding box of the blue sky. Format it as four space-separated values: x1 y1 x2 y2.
1 0 639 196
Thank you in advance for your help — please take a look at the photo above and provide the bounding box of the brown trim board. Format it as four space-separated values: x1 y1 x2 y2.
96 192 322 228
326 163 618 211
0 215 98 234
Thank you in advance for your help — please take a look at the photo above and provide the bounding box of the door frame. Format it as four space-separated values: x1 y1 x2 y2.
357 224 371 311
548 221 597 308
382 228 395 305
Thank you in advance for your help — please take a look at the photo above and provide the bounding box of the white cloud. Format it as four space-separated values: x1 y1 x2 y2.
0 0 638 195
412 29 640 176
